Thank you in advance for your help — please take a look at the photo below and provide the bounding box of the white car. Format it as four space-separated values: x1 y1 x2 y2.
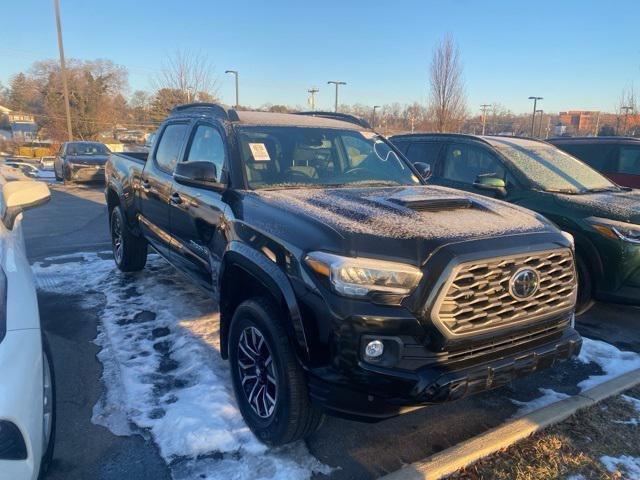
0 176 55 480
39 157 55 171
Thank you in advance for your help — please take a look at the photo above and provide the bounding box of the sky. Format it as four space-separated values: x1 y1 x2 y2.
1 0 639 114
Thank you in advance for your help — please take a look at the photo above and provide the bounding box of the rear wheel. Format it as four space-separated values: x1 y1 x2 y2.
110 205 147 272
228 298 323 446
575 254 595 315
39 337 56 478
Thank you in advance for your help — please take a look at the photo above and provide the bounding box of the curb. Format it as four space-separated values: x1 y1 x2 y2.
379 368 640 480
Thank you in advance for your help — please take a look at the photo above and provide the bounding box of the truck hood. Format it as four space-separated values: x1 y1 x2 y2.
554 189 640 224
241 185 554 264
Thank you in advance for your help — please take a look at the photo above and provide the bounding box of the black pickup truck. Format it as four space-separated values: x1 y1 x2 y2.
105 103 582 445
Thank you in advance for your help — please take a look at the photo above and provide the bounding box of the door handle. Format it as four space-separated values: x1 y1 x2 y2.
170 192 183 205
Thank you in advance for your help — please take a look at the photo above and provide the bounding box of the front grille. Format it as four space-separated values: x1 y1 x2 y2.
433 249 576 337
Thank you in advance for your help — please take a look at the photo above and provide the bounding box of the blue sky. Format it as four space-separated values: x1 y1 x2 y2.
1 0 639 114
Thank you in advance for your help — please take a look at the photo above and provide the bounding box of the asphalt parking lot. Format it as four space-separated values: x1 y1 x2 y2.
23 181 640 480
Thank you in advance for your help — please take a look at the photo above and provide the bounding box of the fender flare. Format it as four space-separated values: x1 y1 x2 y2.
218 242 310 362
570 229 604 282
106 180 141 235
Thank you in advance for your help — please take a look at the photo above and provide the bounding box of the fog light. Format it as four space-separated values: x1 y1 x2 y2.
365 340 384 358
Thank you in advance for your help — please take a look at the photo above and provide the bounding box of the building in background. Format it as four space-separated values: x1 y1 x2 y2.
7 112 37 141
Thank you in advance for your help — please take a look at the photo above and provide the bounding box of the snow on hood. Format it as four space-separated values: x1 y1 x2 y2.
251 185 548 240
557 190 640 223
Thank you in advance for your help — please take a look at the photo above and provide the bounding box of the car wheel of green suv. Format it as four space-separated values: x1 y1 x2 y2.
228 297 324 446
575 254 595 315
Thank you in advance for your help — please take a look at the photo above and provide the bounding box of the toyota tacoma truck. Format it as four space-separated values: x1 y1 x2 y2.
105 103 582 446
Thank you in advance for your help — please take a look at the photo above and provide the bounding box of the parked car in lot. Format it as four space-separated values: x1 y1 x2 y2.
0 174 55 479
390 133 640 313
54 141 111 183
39 156 55 171
548 136 640 188
105 104 581 446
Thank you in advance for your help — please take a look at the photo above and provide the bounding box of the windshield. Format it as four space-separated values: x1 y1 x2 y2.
495 143 618 194
236 126 420 189
67 143 109 155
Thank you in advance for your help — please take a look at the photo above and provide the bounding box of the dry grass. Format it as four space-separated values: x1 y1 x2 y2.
448 386 640 480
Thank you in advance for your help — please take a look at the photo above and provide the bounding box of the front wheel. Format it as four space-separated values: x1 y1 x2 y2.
39 336 56 478
110 206 147 272
228 298 323 446
575 254 595 315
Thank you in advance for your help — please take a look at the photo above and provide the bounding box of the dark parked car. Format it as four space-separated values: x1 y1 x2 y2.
105 104 580 445
54 141 110 183
549 136 640 188
390 133 640 313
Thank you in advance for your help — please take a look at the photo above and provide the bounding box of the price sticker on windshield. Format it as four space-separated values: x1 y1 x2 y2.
249 143 271 161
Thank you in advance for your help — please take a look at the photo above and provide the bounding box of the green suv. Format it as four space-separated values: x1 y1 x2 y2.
390 133 640 313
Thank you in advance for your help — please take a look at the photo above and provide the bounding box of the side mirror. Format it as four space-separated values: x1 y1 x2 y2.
473 175 507 197
173 161 224 191
1 180 51 229
413 162 432 179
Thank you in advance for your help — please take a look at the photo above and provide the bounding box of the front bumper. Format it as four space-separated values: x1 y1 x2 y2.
0 329 44 480
67 163 105 182
308 326 582 421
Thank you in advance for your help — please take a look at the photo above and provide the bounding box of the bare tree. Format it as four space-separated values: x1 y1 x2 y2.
154 50 219 104
428 35 467 132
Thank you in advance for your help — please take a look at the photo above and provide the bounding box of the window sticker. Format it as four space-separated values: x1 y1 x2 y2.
249 143 271 161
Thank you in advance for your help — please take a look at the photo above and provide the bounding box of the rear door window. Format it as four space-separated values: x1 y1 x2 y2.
155 123 189 173
618 146 640 175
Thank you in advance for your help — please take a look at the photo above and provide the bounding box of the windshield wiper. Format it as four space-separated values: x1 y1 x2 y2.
331 180 400 188
542 188 580 194
582 187 621 193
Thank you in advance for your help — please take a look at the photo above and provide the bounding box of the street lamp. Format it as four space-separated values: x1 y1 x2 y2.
307 87 319 111
536 109 544 138
225 70 239 109
372 105 381 129
528 96 543 137
621 106 633 135
480 104 491 135
327 81 346 113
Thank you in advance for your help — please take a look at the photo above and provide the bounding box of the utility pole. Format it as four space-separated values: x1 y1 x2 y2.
307 87 319 111
53 0 72 141
372 105 380 129
528 96 543 137
327 81 346 113
225 70 239 109
621 105 633 136
480 104 491 135
536 110 544 138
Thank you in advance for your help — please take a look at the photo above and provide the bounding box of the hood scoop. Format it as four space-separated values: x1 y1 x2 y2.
388 195 473 212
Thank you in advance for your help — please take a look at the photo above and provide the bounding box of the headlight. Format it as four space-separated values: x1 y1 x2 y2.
304 251 423 298
587 217 640 245
0 267 6 344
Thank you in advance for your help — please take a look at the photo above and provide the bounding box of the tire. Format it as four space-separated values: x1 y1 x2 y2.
39 336 56 479
575 254 595 315
110 205 147 272
228 298 324 446
62 166 73 185
54 164 62 181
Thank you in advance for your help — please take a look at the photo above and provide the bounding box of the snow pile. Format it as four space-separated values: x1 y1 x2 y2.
600 455 640 478
33 253 331 480
577 338 640 391
510 388 570 416
252 185 546 240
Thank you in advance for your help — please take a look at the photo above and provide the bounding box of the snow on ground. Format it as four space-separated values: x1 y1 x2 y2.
577 338 640 391
33 252 331 480
615 395 640 426
600 455 640 478
509 338 640 417
510 388 570 416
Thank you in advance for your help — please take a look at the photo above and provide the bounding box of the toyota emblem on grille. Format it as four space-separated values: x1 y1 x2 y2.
509 268 540 300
